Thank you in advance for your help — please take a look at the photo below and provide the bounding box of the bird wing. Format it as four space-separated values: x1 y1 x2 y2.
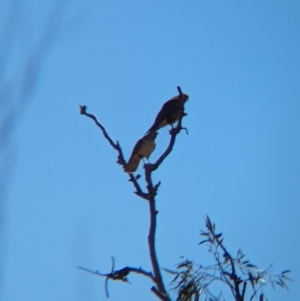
124 133 157 173
145 98 179 136
140 132 156 159
123 153 141 173
123 137 144 173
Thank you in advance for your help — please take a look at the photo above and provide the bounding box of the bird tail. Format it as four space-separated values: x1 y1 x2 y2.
144 123 160 137
123 155 140 173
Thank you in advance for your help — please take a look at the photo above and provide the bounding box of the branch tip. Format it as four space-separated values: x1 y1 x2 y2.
79 105 87 114
177 86 183 95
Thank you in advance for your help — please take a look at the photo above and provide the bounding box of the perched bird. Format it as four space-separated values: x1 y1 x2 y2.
124 132 158 173
145 93 189 136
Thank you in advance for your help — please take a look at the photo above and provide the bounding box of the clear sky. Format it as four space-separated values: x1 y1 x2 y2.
1 0 299 300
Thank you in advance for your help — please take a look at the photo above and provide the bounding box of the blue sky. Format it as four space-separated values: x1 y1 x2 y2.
1 0 299 300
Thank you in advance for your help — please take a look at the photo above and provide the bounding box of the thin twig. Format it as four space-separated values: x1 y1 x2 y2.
79 105 119 152
78 265 155 298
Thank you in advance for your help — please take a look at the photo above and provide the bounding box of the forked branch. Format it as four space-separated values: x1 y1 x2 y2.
79 86 188 301
79 105 148 200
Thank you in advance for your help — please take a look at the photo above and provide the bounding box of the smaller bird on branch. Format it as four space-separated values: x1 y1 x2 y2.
144 93 189 136
124 131 158 173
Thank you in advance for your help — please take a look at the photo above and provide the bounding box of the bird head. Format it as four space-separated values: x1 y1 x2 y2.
181 93 189 102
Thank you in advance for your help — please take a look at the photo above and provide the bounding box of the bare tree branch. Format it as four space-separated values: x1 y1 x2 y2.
151 286 170 301
78 264 155 298
78 265 154 281
140 86 188 301
79 105 148 200
79 86 188 301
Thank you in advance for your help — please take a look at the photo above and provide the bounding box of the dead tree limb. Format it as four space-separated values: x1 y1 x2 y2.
79 105 148 200
79 86 187 301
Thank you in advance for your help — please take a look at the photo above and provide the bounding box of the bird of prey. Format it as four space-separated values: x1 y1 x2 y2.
123 131 158 173
145 93 189 136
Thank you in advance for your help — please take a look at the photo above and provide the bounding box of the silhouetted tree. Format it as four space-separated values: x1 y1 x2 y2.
79 87 291 301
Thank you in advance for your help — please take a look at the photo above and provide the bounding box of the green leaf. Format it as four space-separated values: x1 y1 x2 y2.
162 268 178 275
279 277 289 290
276 281 284 288
281 274 293 281
205 215 213 231
200 232 209 236
215 233 223 238
246 264 257 269
281 270 291 274
170 274 180 284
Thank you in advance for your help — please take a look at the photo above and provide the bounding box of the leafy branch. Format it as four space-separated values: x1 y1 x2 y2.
166 215 292 301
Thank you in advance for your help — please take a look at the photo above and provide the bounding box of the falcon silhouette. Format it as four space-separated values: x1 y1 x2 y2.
145 93 189 136
124 132 158 173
